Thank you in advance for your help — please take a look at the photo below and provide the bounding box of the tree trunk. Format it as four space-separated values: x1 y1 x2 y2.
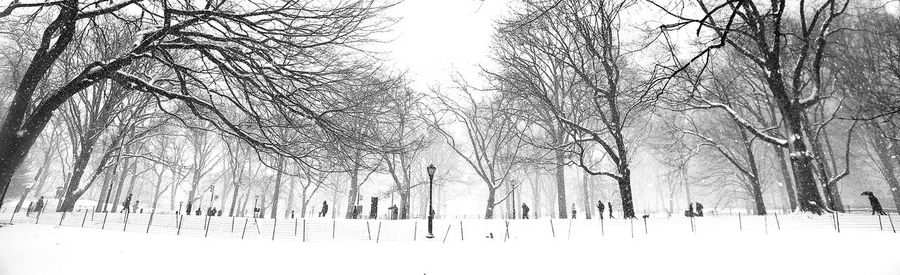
484 187 496 219
399 188 410 219
0 5 79 207
260 185 268 216
270 159 283 218
554 149 567 219
110 150 132 213
228 183 240 217
741 129 767 215
764 65 825 214
345 160 360 219
773 145 798 211
581 170 592 219
186 177 200 213
152 175 164 209
14 187 31 212
301 187 310 219
70 142 101 212
285 179 295 218
238 191 250 217
531 169 541 219
803 116 843 212
784 111 826 214
617 169 635 218
94 171 113 212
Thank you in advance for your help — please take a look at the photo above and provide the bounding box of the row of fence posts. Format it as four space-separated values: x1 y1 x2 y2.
830 211 896 233
11 209 900 242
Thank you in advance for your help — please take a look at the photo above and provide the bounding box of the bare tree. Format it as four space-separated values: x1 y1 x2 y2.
653 0 852 214
184 127 220 213
491 0 657 218
428 80 525 219
0 0 396 207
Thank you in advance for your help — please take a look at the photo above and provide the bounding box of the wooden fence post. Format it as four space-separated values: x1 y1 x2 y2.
689 215 696 233
272 218 278 240
878 215 883 231
146 209 155 234
835 212 841 233
774 213 781 230
550 219 556 238
459 220 464 241
332 220 336 239
366 221 371 240
443 224 452 243
204 216 212 238
600 217 605 236
58 211 67 226
504 220 510 242
101 211 109 230
302 219 307 242
886 213 896 233
34 206 44 224
413 221 417 241
81 210 88 228
567 219 574 240
737 213 742 232
630 218 634 238
643 216 648 234
123 211 130 232
376 221 382 243
177 215 184 236
241 218 249 240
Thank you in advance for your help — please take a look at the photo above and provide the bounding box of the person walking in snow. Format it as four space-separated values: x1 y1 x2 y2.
521 203 530 219
121 194 133 213
319 201 329 217
597 200 605 220
862 191 887 215
607 202 614 219
34 196 45 213
696 202 704 217
195 208 202 216
571 203 577 219
686 203 695 217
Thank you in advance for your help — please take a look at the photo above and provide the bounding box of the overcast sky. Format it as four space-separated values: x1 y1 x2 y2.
382 0 511 90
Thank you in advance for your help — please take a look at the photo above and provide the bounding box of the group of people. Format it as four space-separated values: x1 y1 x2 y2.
517 200 617 219
24 196 46 216
685 202 705 217
206 207 222 216
597 200 614 219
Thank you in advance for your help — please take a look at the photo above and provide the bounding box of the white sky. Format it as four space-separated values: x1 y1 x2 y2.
381 0 511 90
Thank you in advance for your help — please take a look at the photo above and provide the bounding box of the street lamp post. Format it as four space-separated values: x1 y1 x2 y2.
209 185 215 207
426 164 436 239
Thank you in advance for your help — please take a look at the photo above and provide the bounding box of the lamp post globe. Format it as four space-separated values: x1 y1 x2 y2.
426 164 436 239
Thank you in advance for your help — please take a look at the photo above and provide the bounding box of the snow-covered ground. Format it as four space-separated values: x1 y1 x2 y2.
2 218 899 275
